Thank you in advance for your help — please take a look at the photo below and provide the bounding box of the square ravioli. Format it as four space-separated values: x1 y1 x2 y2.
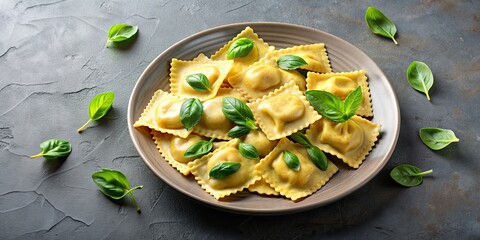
188 139 261 200
211 26 275 78
305 116 381 168
248 81 321 140
255 138 338 201
133 89 192 138
306 70 373 117
262 43 332 73
169 59 233 101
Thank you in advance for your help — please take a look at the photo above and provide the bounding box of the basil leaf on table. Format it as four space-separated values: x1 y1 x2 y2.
390 164 432 187
288 132 312 147
92 168 143 212
277 55 308 70
180 98 203 131
419 128 459 150
209 162 241 179
227 125 251 138
186 73 211 92
227 38 254 59
30 139 72 160
305 86 362 123
184 138 214 158
77 92 115 133
306 146 328 171
365 6 398 45
105 23 138 47
283 150 300 171
222 97 257 130
407 61 434 101
238 142 259 160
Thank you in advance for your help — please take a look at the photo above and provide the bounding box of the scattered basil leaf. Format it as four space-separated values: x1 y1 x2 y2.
288 132 312 147
305 86 362 123
306 146 328 171
105 24 138 47
283 150 300 171
209 162 241 179
30 139 72 160
390 164 432 187
180 98 203 131
185 73 211 92
227 125 251 138
365 7 398 45
277 55 308 70
407 61 434 101
419 128 459 150
238 142 259 160
222 97 257 129
77 92 115 133
227 38 254 59
184 139 214 158
92 168 143 212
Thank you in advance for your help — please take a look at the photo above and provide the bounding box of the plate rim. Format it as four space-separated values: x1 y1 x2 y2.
127 22 401 215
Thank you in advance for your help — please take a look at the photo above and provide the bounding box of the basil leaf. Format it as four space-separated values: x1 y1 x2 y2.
77 92 115 133
306 146 328 171
222 97 256 127
227 125 251 138
419 128 459 150
407 61 434 101
288 132 312 147
238 142 259 160
184 140 213 158
227 38 254 59
365 7 398 45
283 150 300 171
186 73 211 92
390 164 432 187
209 162 241 179
277 55 308 70
30 139 72 160
106 24 138 47
305 90 345 122
92 168 143 212
342 86 363 121
180 98 203 131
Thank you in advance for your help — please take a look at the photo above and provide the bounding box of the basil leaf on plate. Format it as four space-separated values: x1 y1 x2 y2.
306 146 328 171
30 139 72 160
222 97 257 129
238 142 259 160
283 150 300 171
227 125 251 138
305 86 362 123
184 138 214 158
419 128 459 150
180 98 203 131
365 7 398 45
288 132 312 147
209 162 241 179
277 55 308 70
390 164 432 187
407 61 434 101
227 38 254 59
186 73 211 92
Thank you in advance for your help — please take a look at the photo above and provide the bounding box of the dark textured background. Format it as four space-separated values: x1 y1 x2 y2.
1 0 479 239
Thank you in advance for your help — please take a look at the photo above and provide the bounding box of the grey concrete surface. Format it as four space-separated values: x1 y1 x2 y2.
0 0 479 239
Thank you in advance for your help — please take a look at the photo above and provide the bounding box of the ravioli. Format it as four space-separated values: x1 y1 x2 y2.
255 138 338 201
188 139 261 199
133 89 191 138
306 70 373 117
305 116 381 168
263 43 332 73
248 81 321 140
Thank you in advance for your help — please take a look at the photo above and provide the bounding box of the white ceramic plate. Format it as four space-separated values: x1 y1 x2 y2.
128 22 400 215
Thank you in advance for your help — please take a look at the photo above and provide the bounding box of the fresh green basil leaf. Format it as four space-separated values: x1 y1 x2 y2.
407 61 434 101
365 7 398 45
306 146 328 171
186 73 211 92
305 90 345 122
184 140 213 158
106 24 138 47
209 162 241 179
180 98 203 131
227 38 254 59
283 150 300 171
277 55 308 70
227 125 251 138
92 168 143 212
288 132 312 147
342 86 363 120
222 97 255 126
419 128 459 150
78 92 115 133
30 139 72 160
390 164 432 187
238 142 259 160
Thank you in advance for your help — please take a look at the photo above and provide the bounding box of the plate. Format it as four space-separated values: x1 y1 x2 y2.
127 22 400 215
